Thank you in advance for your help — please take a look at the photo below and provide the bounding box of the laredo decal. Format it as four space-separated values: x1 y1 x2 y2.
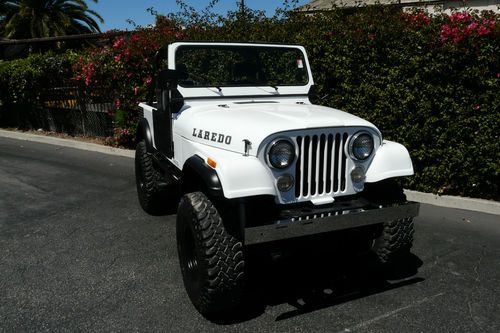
192 128 232 145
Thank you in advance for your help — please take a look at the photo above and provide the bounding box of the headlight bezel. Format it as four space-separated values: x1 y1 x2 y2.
266 138 296 170
348 131 375 161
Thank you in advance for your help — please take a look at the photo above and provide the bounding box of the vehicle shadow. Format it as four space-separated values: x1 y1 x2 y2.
215 234 423 324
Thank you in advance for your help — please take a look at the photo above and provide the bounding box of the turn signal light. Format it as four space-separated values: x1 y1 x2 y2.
207 158 217 169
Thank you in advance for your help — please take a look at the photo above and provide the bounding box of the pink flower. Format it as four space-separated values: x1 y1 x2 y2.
440 24 465 44
175 31 184 39
465 22 478 35
477 24 492 36
143 76 152 85
440 24 452 42
449 12 471 23
133 86 139 95
113 37 125 49
114 54 121 62
122 48 131 58
114 99 121 109
484 19 496 29
497 73 500 78
404 11 430 26
473 104 481 110
412 12 430 25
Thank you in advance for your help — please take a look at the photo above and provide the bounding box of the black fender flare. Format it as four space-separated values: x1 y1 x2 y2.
136 118 153 152
182 155 224 197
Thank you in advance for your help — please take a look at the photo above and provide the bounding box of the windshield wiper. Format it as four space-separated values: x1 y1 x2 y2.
183 72 222 92
237 79 279 91
266 80 281 91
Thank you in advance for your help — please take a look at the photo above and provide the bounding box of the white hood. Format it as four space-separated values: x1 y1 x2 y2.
175 102 378 156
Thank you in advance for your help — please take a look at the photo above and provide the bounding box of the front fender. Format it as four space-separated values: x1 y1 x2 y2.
365 140 414 183
182 140 275 199
183 155 223 197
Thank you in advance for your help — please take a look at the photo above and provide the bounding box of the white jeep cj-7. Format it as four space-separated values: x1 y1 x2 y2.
135 42 419 318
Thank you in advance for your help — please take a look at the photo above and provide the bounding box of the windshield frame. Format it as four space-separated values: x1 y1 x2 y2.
168 42 314 100
174 44 310 89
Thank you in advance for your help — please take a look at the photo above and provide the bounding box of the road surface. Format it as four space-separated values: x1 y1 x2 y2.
1 137 499 332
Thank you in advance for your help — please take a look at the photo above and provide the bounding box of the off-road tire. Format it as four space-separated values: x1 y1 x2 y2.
176 192 245 319
135 140 164 214
373 217 414 264
365 179 414 265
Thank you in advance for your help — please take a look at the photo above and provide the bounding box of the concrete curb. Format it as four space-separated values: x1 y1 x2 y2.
404 190 499 216
0 129 134 158
1 129 499 215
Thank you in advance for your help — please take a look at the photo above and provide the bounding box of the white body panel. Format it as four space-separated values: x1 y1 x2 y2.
139 102 155 146
181 140 276 198
365 140 414 183
175 101 378 157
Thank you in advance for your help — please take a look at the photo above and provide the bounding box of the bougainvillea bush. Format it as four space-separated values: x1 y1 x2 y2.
71 21 184 146
2 5 499 199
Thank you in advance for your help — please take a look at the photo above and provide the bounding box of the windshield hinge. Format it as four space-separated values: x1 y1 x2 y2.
243 139 252 156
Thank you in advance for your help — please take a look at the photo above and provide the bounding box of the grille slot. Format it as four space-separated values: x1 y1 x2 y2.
295 131 348 199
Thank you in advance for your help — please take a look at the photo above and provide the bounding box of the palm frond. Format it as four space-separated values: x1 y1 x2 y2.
1 0 103 38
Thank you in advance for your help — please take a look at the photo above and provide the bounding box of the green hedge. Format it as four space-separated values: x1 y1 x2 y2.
1 6 499 199
0 52 73 107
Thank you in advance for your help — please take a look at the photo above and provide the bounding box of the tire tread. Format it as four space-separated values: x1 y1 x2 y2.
177 192 245 317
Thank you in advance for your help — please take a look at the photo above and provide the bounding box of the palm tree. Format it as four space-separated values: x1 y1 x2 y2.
0 0 103 39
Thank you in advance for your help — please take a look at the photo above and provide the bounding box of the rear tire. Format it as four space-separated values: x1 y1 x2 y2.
135 140 164 215
176 192 245 319
373 217 414 264
365 179 414 265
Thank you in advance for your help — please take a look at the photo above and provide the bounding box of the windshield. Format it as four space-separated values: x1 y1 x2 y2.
174 45 309 88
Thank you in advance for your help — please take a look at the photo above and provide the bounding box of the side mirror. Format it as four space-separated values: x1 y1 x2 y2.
310 77 335 105
157 69 188 90
308 85 319 104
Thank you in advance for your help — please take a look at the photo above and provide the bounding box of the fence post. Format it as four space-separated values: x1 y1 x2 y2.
76 84 87 136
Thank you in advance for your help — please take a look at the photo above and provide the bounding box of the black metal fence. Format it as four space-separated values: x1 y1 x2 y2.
0 32 125 137
0 85 113 137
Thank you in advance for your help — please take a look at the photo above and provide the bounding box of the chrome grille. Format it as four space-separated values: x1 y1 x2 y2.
295 132 348 199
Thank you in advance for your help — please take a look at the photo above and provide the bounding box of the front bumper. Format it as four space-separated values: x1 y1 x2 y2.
244 201 420 245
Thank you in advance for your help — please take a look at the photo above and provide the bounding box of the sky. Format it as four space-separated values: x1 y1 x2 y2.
88 0 310 32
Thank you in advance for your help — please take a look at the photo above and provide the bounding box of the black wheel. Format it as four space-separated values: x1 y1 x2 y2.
135 140 165 215
365 179 414 264
176 192 245 319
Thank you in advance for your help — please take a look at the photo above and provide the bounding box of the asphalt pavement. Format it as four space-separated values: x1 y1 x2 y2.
1 137 499 332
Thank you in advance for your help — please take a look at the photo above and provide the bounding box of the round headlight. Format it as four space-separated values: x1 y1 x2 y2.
268 140 295 169
350 132 374 160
